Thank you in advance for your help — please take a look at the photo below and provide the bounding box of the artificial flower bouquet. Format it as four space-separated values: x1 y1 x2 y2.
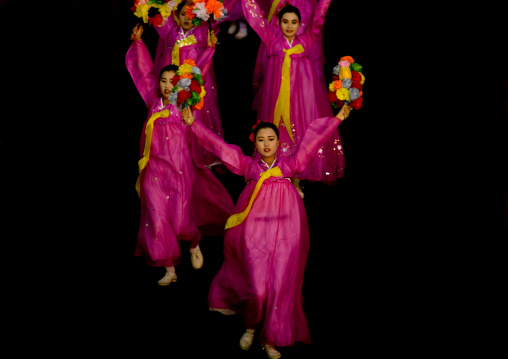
131 0 180 27
169 59 206 113
185 0 228 26
327 56 365 110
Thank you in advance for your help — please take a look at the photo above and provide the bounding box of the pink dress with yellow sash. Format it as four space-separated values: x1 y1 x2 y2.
126 39 235 267
191 115 343 346
242 0 344 183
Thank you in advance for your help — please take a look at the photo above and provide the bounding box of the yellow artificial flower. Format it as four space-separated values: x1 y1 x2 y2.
177 63 193 75
360 72 365 85
328 82 335 92
134 4 150 23
336 88 350 102
199 86 206 97
338 67 352 80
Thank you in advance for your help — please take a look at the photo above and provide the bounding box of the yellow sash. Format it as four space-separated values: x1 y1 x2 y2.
225 166 283 229
135 109 170 197
171 35 197 66
273 44 304 143
267 0 282 21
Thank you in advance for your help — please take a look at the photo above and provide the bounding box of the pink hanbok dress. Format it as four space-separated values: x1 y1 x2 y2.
126 39 235 267
190 115 343 347
252 0 325 110
242 0 344 183
154 13 223 166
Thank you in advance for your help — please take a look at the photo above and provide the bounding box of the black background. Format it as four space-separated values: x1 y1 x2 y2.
1 0 507 357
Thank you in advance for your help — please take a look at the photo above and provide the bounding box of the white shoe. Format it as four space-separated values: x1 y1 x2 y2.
239 329 255 350
234 21 248 39
227 22 237 34
157 271 177 286
190 245 204 269
262 345 281 359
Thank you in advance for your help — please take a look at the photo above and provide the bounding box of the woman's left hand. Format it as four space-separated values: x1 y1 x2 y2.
336 103 352 121
182 107 195 125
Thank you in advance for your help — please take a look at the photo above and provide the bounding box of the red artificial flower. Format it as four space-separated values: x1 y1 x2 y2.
177 90 191 106
190 79 201 94
327 90 338 104
149 14 163 27
171 74 181 86
350 97 363 110
351 80 363 90
332 75 340 81
335 99 345 108
351 71 362 82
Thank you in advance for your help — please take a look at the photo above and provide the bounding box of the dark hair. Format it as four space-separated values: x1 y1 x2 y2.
177 0 187 14
253 121 279 139
277 5 301 23
159 64 179 79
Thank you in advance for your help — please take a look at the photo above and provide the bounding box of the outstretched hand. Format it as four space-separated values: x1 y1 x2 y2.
131 23 143 41
182 106 196 126
208 29 218 48
336 103 352 121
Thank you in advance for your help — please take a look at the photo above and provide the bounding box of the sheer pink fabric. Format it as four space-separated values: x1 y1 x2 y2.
252 0 325 110
191 115 342 347
242 0 344 183
154 13 224 166
126 39 235 267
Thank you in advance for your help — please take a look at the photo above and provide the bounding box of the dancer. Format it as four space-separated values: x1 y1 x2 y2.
152 0 234 167
241 0 342 198
182 102 351 358
126 24 235 286
252 0 325 110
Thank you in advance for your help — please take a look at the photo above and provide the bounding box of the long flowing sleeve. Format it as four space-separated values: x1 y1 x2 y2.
190 120 250 176
302 0 331 45
155 13 177 42
125 39 158 107
289 116 342 173
194 44 214 80
241 0 275 46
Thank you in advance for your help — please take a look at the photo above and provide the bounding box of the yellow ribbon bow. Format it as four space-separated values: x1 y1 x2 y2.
225 166 283 229
135 109 170 197
273 44 305 143
171 35 197 66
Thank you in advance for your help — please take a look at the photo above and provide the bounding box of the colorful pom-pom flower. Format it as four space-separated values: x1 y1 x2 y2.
327 55 365 110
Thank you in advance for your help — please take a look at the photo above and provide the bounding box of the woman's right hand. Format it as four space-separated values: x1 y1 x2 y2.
131 23 143 40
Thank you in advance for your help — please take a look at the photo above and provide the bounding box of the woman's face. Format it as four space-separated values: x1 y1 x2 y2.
179 6 195 32
159 70 175 100
255 128 279 161
280 12 300 40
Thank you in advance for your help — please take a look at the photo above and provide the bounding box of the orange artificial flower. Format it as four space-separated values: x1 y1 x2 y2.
180 73 193 79
340 56 355 63
185 5 196 19
183 59 196 66
333 80 342 90
206 0 223 18
194 96 204 110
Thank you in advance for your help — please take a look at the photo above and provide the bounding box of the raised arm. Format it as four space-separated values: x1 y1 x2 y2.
185 110 250 176
154 6 178 41
125 25 159 107
302 0 331 45
241 0 275 46
290 103 350 173
193 29 218 80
